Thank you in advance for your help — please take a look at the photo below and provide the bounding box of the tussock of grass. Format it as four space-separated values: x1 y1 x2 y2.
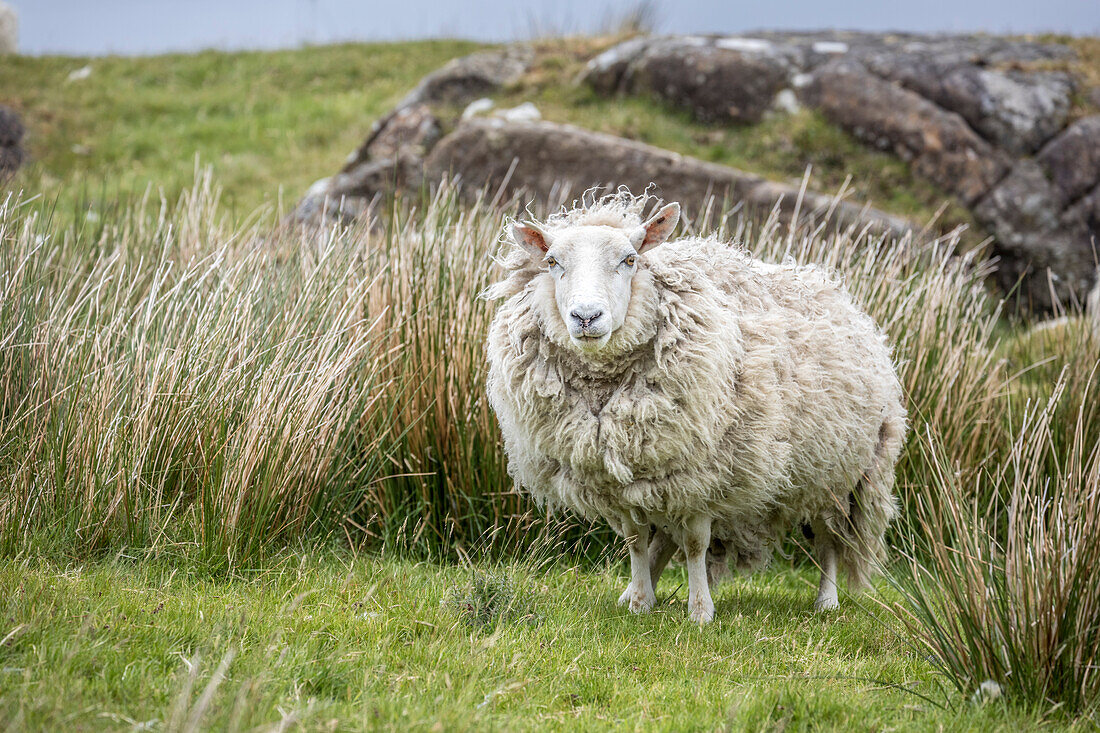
892 324 1100 713
446 570 538 630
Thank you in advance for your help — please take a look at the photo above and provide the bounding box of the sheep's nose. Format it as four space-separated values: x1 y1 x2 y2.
570 308 604 327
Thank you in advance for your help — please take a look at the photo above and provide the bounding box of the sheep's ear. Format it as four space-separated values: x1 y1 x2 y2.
634 202 680 253
512 221 550 259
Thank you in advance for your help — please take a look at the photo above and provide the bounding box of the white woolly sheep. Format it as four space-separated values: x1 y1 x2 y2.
485 192 907 623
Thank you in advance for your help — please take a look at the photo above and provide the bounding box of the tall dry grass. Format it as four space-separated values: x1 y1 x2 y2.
0 182 403 565
893 366 1099 712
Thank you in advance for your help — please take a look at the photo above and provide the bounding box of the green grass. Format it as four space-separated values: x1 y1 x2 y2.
0 41 483 216
0 552 1070 731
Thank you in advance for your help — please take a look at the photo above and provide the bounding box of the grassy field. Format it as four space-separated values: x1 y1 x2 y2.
2 38 1099 731
0 41 483 216
0 554 1071 731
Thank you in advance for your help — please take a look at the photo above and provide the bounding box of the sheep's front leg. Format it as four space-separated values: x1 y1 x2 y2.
684 516 715 624
616 520 656 613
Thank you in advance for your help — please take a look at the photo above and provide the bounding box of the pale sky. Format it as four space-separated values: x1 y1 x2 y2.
10 0 1100 57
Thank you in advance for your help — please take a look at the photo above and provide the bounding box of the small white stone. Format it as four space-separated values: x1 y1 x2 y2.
716 37 772 53
305 177 332 197
970 679 1003 704
66 65 92 82
496 102 541 123
462 97 495 119
792 73 814 89
812 41 849 54
772 89 801 114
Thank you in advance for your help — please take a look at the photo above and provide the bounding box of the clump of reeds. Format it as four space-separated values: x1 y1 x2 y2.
891 360 1100 714
0 180 404 566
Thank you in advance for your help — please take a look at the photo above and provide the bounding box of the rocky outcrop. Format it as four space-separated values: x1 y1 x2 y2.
1035 116 1100 204
296 111 910 235
299 33 1098 311
0 106 24 180
974 160 1095 311
860 53 1073 155
581 32 1096 312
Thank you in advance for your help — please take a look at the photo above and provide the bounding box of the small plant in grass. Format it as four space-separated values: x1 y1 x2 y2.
446 570 537 630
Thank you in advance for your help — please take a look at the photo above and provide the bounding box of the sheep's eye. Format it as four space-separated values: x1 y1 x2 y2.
545 256 558 268
623 255 637 267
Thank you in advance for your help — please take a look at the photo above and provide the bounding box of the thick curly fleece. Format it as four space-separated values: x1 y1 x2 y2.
486 192 906 619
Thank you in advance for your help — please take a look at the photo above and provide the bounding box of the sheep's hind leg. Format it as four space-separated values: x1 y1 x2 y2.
616 520 656 613
814 537 839 612
648 527 676 591
684 516 715 624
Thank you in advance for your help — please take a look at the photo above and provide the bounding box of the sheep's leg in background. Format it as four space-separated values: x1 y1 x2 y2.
616 519 656 613
814 535 839 611
684 515 715 624
648 527 676 590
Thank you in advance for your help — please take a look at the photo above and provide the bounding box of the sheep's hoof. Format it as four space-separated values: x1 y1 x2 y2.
688 598 715 625
617 586 655 613
814 595 840 613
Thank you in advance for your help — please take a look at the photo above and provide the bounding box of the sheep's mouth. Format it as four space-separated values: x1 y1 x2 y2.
570 330 612 350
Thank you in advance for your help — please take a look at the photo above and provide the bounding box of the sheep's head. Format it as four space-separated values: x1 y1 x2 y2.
512 202 679 352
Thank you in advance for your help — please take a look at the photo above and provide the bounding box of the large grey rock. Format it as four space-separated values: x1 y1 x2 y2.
0 105 24 180
974 160 1097 312
0 2 16 55
582 36 794 123
398 46 532 109
423 117 911 235
799 59 1010 204
581 36 653 94
586 31 1076 154
293 155 422 224
0 105 23 147
346 104 441 169
1036 116 1100 205
861 52 1073 154
629 42 791 123
293 106 442 224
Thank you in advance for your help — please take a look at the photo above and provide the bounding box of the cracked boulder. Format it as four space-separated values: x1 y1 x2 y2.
860 52 1074 155
798 59 1009 204
423 117 910 235
1035 115 1100 205
975 160 1098 312
398 46 532 109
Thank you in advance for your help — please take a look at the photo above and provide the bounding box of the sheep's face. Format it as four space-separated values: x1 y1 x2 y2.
513 203 679 353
